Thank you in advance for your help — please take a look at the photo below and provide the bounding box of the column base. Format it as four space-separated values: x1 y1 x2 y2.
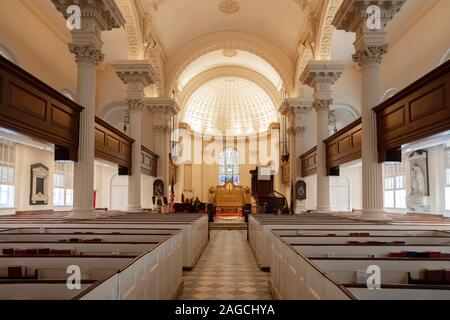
64 209 99 220
315 205 332 214
127 205 146 213
294 201 307 214
361 209 393 221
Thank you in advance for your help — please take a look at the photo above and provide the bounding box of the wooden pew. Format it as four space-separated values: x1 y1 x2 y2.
270 230 450 300
249 215 450 270
0 214 209 270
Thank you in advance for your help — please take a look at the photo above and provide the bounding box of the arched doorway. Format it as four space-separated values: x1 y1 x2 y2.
110 174 128 211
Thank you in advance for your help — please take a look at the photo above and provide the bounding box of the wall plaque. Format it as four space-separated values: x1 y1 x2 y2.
30 163 49 205
295 180 307 201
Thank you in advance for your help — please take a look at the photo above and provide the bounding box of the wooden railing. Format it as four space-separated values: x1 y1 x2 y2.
0 56 83 161
324 117 362 174
141 145 158 177
94 117 134 173
374 60 450 162
300 146 317 177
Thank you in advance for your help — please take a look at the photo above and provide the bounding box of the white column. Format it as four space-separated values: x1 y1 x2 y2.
127 102 143 211
280 99 311 213
356 35 389 219
71 45 102 217
301 61 344 213
112 61 156 211
316 104 331 211
145 98 180 192
52 0 125 219
333 0 405 220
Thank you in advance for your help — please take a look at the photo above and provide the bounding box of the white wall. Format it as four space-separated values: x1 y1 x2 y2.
0 144 56 216
0 0 76 96
381 0 450 94
340 162 362 211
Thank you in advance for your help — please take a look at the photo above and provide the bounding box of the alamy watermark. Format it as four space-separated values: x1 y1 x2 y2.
366 265 381 290
366 5 382 31
66 265 81 290
66 5 81 31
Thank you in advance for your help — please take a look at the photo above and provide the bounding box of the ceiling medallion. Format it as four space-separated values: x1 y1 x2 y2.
219 0 240 15
223 48 237 57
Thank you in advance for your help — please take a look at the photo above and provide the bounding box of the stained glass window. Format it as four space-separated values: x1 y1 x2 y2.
219 148 239 185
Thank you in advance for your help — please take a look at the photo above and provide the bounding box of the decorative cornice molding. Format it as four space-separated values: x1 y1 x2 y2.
51 0 125 31
144 97 180 115
316 0 344 60
116 0 144 60
300 60 345 88
112 60 158 86
332 0 405 33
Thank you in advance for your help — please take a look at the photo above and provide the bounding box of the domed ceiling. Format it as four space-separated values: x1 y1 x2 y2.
182 77 278 136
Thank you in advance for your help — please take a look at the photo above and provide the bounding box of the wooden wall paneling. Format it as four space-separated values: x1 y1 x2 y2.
94 117 134 172
324 117 362 174
0 56 82 161
141 145 159 177
300 146 317 177
374 60 450 162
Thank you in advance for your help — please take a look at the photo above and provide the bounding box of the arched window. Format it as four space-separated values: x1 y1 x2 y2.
219 148 239 185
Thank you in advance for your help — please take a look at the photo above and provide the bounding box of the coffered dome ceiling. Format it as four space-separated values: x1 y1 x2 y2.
181 77 278 136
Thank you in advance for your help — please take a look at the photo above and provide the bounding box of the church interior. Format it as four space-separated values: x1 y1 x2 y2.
0 0 449 301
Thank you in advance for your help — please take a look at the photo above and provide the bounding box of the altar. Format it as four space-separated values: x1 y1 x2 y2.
212 182 246 223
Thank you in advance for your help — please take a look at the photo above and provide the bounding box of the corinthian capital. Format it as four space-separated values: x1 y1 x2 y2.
313 99 333 112
69 44 104 65
127 99 143 112
353 43 388 66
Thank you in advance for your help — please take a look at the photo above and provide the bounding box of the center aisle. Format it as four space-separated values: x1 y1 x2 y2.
178 230 272 300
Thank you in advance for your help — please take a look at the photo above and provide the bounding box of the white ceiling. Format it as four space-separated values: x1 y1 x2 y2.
149 0 305 57
178 49 283 91
182 77 278 136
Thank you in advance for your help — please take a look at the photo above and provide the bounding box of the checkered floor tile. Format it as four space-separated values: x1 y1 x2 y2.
178 230 272 300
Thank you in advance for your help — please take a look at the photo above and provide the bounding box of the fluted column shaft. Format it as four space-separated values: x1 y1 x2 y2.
361 58 385 218
316 106 331 211
353 33 391 220
72 59 97 215
128 103 143 211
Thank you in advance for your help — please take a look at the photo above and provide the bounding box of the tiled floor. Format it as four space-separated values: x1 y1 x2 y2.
178 230 272 300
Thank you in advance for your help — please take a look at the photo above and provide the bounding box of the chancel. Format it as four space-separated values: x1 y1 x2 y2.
0 0 449 302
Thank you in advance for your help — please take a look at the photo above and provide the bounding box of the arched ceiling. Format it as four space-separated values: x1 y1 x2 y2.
178 49 283 91
145 0 306 57
181 77 279 136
